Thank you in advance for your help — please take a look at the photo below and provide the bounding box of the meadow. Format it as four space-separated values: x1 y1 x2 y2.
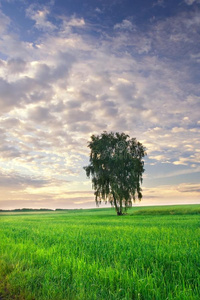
0 205 200 300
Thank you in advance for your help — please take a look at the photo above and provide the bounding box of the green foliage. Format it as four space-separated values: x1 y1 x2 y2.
84 131 146 215
0 206 200 300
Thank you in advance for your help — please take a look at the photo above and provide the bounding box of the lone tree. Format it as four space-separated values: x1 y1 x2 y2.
84 131 146 215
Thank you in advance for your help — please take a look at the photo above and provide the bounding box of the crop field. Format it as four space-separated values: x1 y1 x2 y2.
0 205 200 300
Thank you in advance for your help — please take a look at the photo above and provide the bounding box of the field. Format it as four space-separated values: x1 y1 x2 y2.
0 205 200 300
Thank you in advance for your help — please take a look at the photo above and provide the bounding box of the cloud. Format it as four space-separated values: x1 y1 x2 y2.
67 17 85 27
177 183 200 193
184 0 200 5
0 9 10 34
173 160 188 166
7 58 27 74
0 169 49 189
143 184 200 201
148 10 200 62
0 10 35 60
171 127 186 133
114 19 135 31
26 4 56 31
153 0 165 7
95 8 102 14
0 2 200 208
0 76 53 114
190 53 200 63
28 106 53 123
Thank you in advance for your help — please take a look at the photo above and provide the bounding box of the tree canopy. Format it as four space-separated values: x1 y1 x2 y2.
84 131 147 215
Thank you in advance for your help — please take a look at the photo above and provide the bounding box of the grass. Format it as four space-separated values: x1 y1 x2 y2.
0 204 200 299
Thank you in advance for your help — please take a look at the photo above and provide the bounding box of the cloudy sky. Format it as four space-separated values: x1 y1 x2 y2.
0 0 200 210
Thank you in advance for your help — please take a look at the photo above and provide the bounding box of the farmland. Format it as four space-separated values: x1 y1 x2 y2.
0 205 200 300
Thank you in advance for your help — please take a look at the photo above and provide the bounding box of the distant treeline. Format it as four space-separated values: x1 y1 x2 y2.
0 208 82 212
0 208 54 212
55 209 82 211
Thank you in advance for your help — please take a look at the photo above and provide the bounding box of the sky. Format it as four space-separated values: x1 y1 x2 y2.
0 0 200 210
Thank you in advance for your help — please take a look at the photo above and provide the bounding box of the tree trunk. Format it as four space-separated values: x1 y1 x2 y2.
112 191 123 215
119 197 123 215
117 211 123 216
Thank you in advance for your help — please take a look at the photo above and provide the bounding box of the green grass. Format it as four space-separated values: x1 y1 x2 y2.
0 205 200 300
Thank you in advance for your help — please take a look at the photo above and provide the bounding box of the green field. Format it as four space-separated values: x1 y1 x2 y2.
0 205 200 300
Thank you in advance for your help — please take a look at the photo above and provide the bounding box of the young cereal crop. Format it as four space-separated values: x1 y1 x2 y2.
0 205 200 300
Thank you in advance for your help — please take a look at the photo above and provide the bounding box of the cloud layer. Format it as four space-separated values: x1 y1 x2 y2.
0 1 200 208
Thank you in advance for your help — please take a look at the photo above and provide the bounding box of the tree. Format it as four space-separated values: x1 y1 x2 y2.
84 131 147 215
